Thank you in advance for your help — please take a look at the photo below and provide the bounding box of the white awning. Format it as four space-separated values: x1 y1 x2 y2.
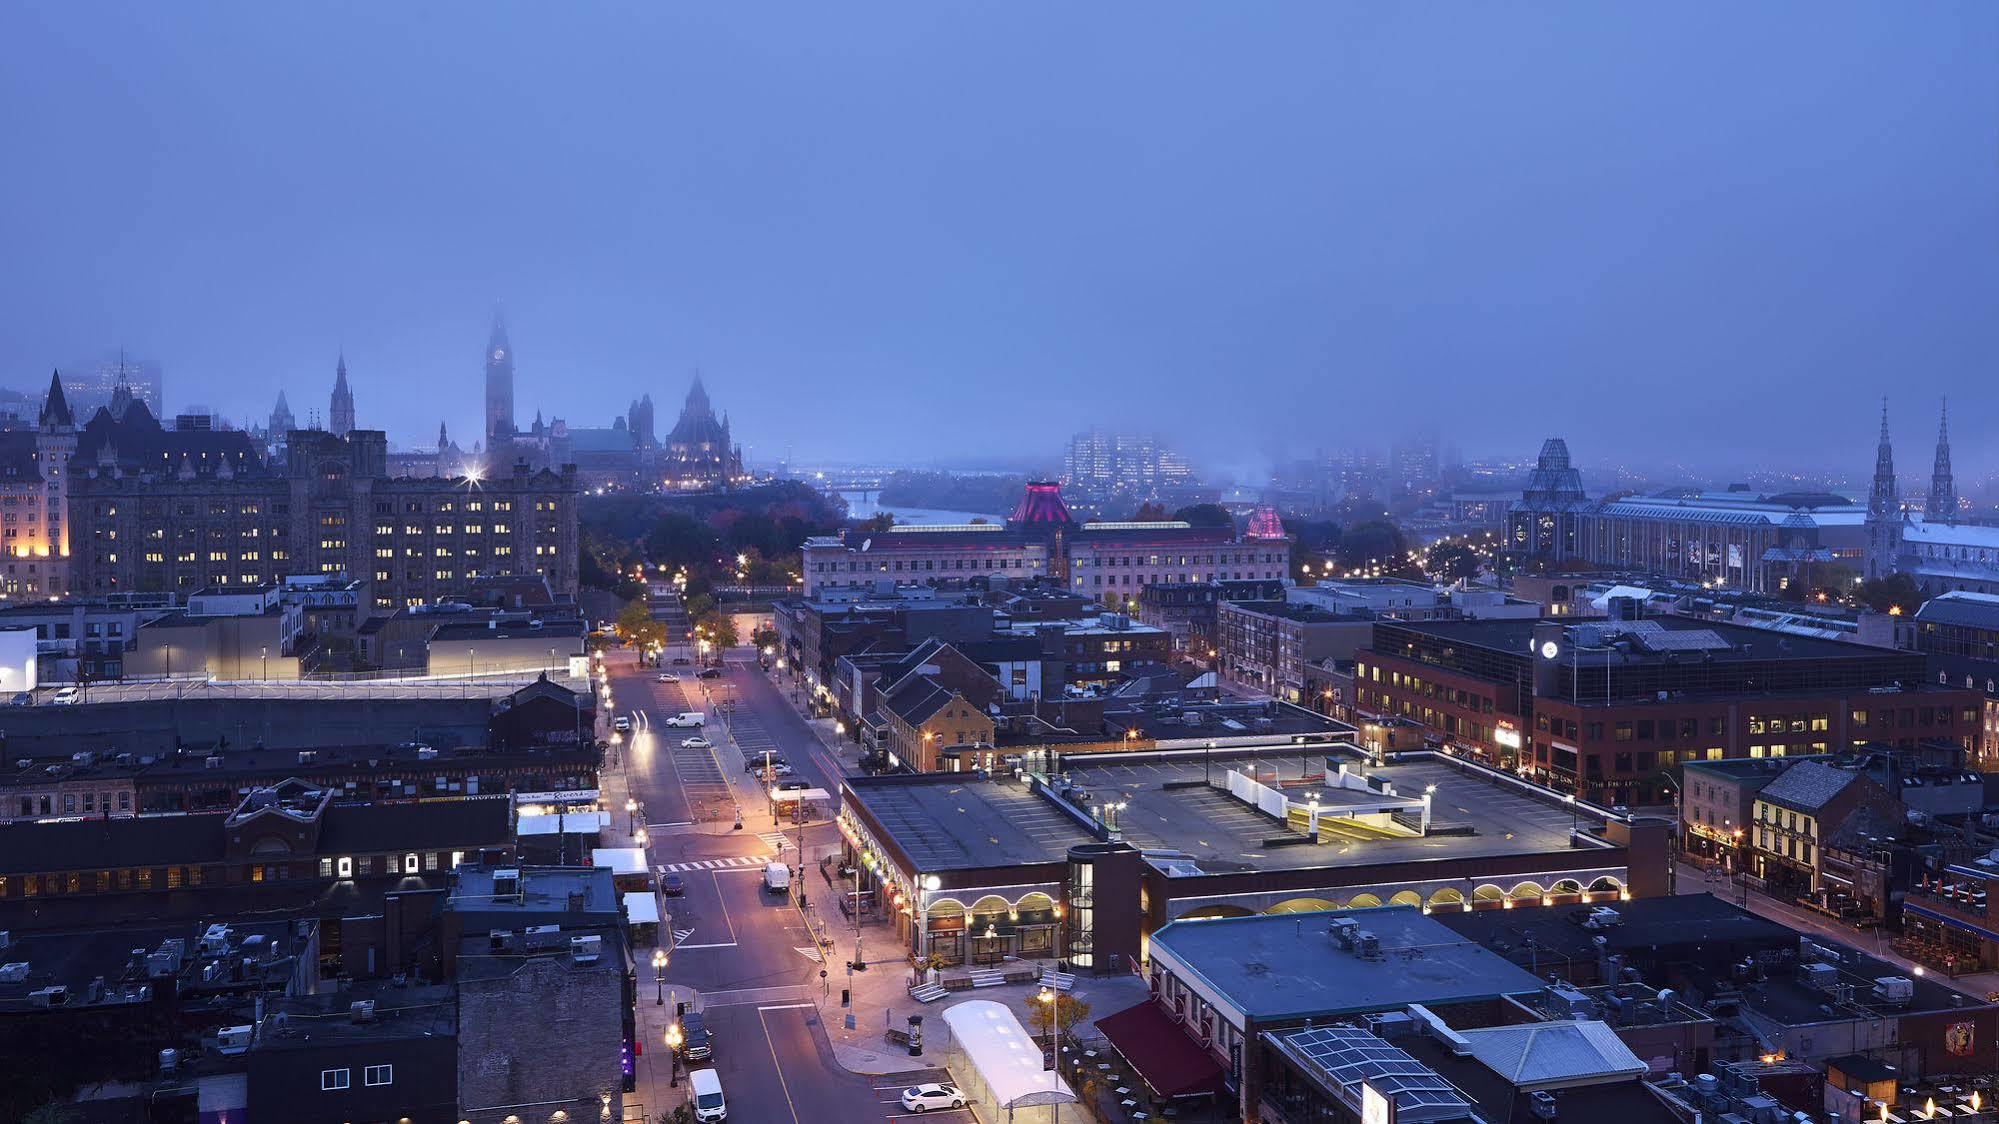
770 787 831 804
940 999 1077 1109
518 811 608 836
623 891 659 925
592 847 648 876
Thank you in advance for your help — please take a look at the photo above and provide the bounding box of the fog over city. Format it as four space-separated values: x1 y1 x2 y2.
3 4 1996 478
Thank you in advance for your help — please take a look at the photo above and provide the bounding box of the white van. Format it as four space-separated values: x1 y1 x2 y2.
762 862 791 894
690 1067 727 1121
663 712 705 728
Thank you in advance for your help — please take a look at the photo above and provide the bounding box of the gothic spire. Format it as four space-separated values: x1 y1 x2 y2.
1867 398 1897 520
40 369 73 429
1929 397 1956 522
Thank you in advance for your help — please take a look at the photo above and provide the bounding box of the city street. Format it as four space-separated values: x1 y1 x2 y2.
602 649 970 1122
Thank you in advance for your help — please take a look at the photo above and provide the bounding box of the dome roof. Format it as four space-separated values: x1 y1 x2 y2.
1009 481 1075 526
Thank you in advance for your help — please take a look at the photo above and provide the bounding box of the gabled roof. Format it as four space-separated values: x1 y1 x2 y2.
1756 760 1862 813
883 675 956 727
1456 1020 1648 1089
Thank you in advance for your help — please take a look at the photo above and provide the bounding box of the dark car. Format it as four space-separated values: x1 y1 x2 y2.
678 1010 713 1061
746 755 789 775
671 657 692 666
697 668 723 679
662 874 686 897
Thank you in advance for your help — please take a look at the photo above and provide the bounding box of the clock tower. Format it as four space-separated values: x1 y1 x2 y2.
484 312 515 445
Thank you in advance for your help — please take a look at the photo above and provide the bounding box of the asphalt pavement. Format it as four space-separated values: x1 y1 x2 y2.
602 651 972 1123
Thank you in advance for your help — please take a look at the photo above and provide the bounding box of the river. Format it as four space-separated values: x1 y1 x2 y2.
838 489 1001 527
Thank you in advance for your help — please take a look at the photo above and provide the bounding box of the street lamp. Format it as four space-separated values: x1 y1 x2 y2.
635 827 649 850
626 798 638 837
664 1021 683 1086
652 948 667 1005
1037 985 1058 1070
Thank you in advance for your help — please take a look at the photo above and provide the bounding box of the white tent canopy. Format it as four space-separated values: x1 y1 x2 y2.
622 891 660 925
940 1000 1077 1110
592 847 648 876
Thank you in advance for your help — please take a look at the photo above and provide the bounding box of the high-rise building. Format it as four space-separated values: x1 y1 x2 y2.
1061 429 1194 496
485 314 515 445
329 353 355 437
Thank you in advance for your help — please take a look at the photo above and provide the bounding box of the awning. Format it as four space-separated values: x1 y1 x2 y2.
592 847 648 876
623 891 659 925
940 1000 1077 1109
1095 1000 1227 1100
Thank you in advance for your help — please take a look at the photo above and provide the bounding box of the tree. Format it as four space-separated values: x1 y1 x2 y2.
1171 503 1234 529
1335 520 1413 574
861 512 895 533
1425 541 1483 582
694 607 740 651
1133 501 1168 522
615 598 667 654
1023 992 1092 1038
1856 572 1922 615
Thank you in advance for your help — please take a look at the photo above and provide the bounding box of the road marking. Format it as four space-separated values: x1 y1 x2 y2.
758 1006 805 1124
757 1001 817 1011
673 928 696 942
794 946 824 963
671 941 738 950
700 984 814 1006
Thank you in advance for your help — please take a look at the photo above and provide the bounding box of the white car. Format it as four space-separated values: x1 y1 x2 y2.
681 736 713 750
900 1084 965 1113
612 716 632 733
656 673 676 683
51 686 80 705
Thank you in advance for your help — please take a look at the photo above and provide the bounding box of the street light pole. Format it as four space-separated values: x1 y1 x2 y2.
653 948 666 1005
1038 985 1057 1070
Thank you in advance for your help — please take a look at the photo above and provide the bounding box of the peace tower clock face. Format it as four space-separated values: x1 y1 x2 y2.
492 348 505 361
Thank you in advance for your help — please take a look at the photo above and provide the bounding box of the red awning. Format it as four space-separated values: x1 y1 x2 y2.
1095 1000 1227 1100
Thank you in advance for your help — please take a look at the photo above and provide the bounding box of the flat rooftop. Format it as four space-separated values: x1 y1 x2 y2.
843 775 1096 871
29 671 588 704
1151 905 1546 1022
1054 751 1586 875
448 864 622 915
1380 615 1892 664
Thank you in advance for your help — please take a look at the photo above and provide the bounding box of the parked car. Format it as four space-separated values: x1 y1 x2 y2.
612 716 632 733
661 873 686 897
656 673 676 683
752 761 793 779
7 692 30 707
697 667 723 679
900 1084 966 1113
671 656 692 666
773 779 809 793
662 712 705 727
678 1011 714 1062
681 736 713 750
746 755 788 774
51 686 80 705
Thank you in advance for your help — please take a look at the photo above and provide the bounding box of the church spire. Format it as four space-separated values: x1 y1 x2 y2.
1929 397 1956 522
1867 398 1897 520
329 351 355 437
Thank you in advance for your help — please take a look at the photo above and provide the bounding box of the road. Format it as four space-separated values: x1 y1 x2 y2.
605 651 972 1123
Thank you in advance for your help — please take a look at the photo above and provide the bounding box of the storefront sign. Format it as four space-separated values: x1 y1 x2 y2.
927 914 966 933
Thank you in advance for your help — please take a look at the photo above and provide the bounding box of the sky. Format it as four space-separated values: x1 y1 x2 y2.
1 4 1995 482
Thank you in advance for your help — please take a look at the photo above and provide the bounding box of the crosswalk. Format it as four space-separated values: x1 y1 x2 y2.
755 830 792 852
659 854 770 874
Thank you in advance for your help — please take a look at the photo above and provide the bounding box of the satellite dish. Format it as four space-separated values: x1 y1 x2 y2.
861 538 872 552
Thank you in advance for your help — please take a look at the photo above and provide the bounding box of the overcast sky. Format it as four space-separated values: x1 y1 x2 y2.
2 5 1995 479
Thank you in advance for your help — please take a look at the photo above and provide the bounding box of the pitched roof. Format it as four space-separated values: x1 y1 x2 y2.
882 675 956 727
1756 760 1862 813
1456 1020 1648 1089
319 795 514 853
0 813 227 875
41 369 72 428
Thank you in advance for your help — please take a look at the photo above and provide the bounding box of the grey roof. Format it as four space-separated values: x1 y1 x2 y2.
1915 591 1999 631
1456 1021 1647 1088
1150 905 1546 1022
1755 760 1861 813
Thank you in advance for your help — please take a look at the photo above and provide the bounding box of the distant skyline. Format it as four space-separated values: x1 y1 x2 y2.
2 5 1996 479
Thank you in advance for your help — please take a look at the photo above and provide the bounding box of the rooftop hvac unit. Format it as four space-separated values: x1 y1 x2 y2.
570 934 602 963
1528 1091 1559 1121
215 1025 253 1054
1692 1074 1721 1100
1872 976 1916 1006
1799 963 1838 992
1583 907 1622 929
488 929 512 952
159 1048 179 1074
417 747 439 760
523 924 564 951
350 1000 376 1023
1356 932 1381 959
0 962 28 983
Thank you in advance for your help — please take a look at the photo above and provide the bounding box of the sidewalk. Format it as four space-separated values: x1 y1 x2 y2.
817 915 1150 1075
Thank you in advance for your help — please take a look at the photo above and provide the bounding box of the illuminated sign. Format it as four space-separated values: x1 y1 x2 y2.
1362 1081 1397 1124
1494 725 1523 750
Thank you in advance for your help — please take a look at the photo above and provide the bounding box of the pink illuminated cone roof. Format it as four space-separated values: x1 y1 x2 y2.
1009 480 1076 526
1244 505 1287 540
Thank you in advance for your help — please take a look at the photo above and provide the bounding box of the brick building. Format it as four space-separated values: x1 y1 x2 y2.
1357 616 1980 805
